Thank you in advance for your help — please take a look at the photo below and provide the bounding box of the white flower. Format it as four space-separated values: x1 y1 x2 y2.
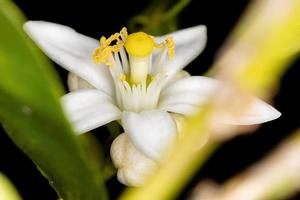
24 21 281 186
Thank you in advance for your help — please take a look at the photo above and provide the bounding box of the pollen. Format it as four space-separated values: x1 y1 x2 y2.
124 32 155 57
93 28 127 66
166 36 175 59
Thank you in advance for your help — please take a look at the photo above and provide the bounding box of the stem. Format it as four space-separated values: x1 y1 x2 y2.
163 0 192 21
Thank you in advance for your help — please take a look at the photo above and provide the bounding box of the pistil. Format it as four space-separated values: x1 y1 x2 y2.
124 32 154 84
128 55 151 84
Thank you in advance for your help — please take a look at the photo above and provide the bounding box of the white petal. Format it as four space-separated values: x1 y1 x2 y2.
24 21 114 96
216 97 281 125
159 76 219 115
156 25 207 78
61 89 121 134
121 110 177 160
159 76 281 125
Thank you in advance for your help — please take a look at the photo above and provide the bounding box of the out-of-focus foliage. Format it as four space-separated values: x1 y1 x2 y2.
213 0 300 98
0 0 107 199
0 173 22 200
121 0 300 199
190 129 300 200
128 0 191 35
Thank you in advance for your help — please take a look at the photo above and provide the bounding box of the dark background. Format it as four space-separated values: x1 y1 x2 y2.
1 0 300 199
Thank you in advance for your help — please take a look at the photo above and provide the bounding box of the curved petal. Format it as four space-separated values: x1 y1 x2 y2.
24 21 114 96
121 110 177 160
61 89 121 134
159 76 219 115
156 25 207 78
159 76 281 125
216 97 281 125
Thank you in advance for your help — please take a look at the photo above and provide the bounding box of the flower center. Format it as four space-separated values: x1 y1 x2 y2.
92 28 175 112
93 27 175 84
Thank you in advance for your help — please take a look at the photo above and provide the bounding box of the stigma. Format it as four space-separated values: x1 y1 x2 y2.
93 27 175 84
124 32 154 57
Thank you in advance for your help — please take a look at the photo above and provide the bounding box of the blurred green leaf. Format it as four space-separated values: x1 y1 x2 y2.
128 0 191 35
212 0 300 98
0 0 108 199
0 173 22 200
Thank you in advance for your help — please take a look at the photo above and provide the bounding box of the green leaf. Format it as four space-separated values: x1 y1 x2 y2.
0 0 108 199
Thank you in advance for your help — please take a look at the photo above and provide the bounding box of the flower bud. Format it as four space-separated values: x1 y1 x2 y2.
110 133 157 186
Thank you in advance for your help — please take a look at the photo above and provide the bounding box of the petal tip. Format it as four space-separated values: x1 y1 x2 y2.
268 106 281 121
257 100 282 124
23 20 46 33
197 24 207 34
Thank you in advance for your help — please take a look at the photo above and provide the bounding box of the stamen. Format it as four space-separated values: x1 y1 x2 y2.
120 27 128 39
93 46 116 66
166 36 175 59
119 46 129 74
152 36 175 59
93 28 126 66
100 36 107 46
93 28 175 67
105 33 120 44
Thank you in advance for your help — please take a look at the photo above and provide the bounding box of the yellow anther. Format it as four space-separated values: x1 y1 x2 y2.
105 33 120 44
120 27 128 39
124 32 154 57
93 43 122 66
151 35 175 59
93 46 113 66
100 36 107 45
93 29 125 66
166 36 175 59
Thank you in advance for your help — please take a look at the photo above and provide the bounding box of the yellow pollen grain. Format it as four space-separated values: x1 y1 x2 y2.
93 28 127 66
166 36 175 59
124 32 154 57
120 27 128 39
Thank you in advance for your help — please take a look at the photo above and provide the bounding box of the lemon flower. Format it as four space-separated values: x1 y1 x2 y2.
24 21 281 186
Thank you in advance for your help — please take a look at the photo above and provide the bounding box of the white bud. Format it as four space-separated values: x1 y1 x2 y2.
110 133 157 186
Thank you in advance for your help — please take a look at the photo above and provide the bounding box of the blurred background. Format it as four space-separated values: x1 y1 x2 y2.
0 0 299 199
